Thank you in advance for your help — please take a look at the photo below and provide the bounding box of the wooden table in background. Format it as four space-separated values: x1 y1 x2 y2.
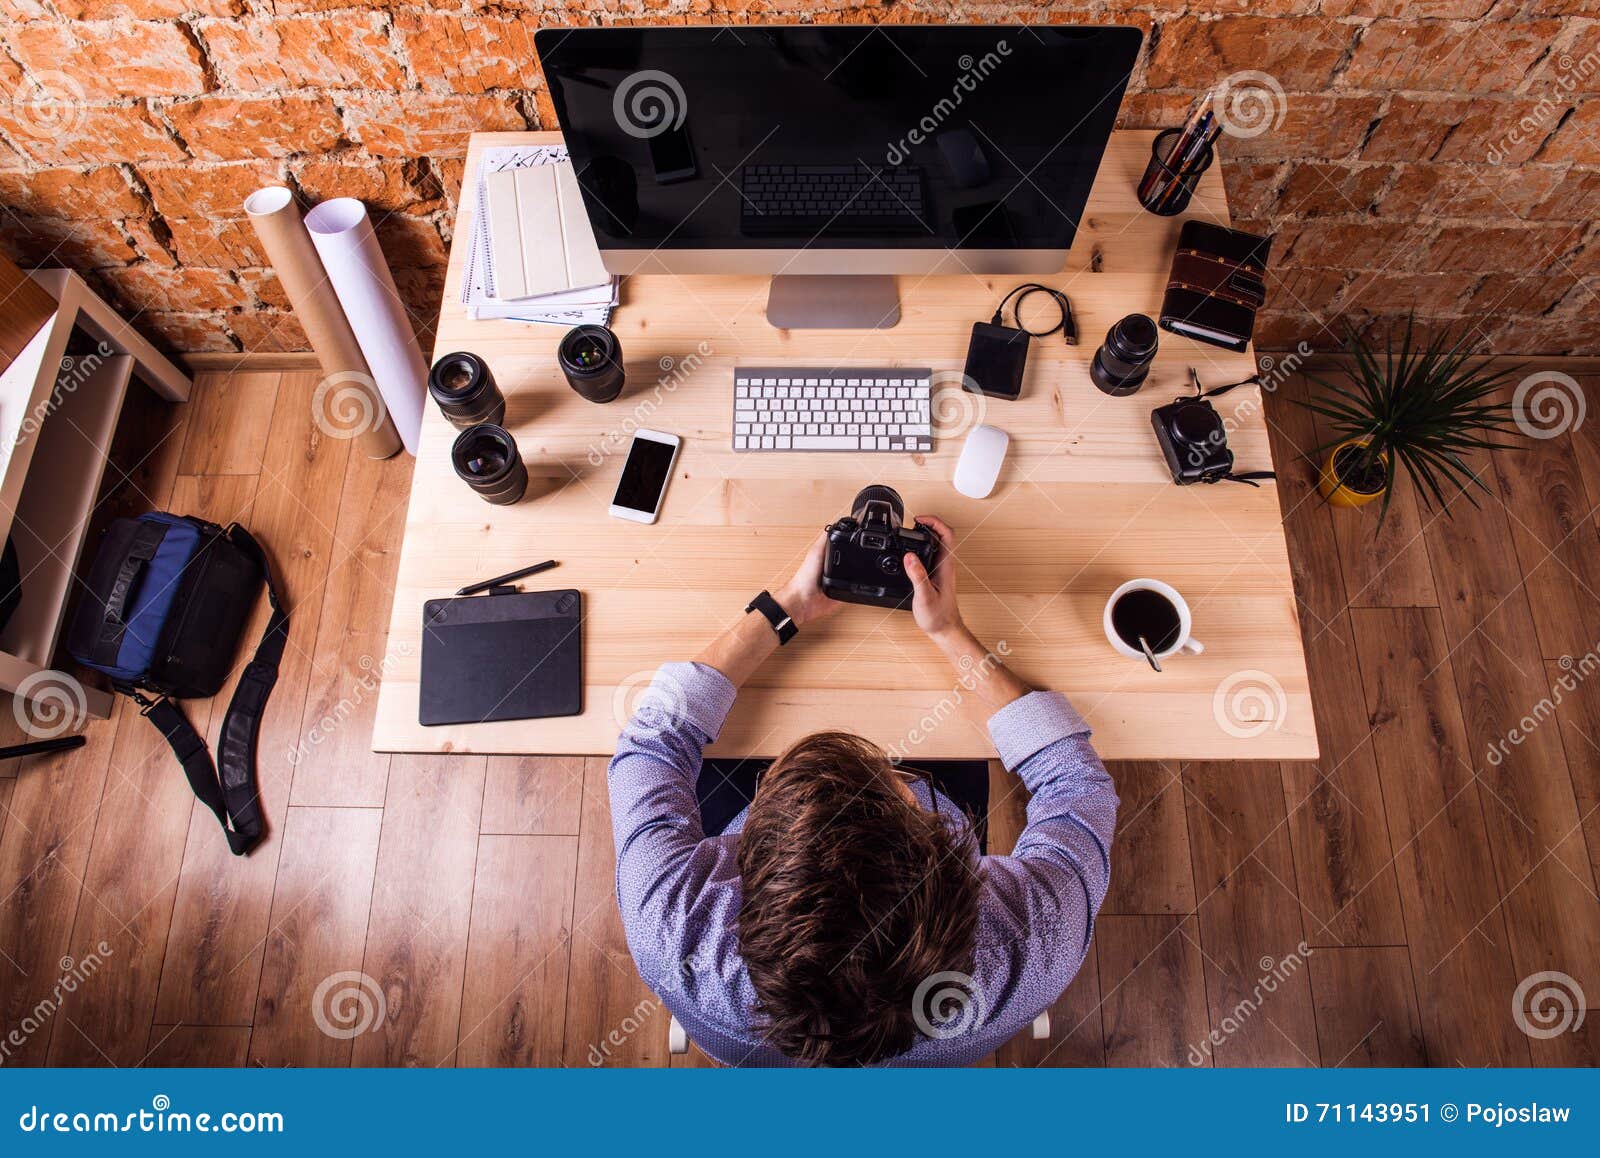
372 130 1317 760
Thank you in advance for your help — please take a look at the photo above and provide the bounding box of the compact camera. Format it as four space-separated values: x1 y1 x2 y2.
1152 394 1234 485
822 485 940 610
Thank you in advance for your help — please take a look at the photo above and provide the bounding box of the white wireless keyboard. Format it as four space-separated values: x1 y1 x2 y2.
733 368 933 453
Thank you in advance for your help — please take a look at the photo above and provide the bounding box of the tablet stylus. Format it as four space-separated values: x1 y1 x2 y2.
457 559 558 596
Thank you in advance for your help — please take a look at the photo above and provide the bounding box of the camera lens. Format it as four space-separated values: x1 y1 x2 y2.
1173 402 1223 444
559 325 626 403
450 423 528 505
1090 314 1159 396
428 352 506 429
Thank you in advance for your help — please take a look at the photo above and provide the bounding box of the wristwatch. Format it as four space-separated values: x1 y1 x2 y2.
745 590 797 645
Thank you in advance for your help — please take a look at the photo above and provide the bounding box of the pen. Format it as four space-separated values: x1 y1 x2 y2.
457 559 558 596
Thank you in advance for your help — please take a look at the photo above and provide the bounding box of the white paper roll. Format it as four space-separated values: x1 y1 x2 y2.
304 198 426 455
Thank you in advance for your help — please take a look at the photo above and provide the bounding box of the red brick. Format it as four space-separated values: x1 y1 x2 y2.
235 267 291 310
1540 101 1600 164
0 99 184 165
1252 310 1345 351
0 166 144 219
396 13 543 95
1340 20 1564 94
290 157 443 215
1276 161 1393 217
138 160 283 220
373 215 448 269
1338 271 1479 315
1323 0 1495 13
200 15 408 92
3 21 206 101
100 263 251 312
431 157 465 210
1464 272 1579 316
53 0 240 14
1537 24 1600 94
0 0 54 16
1116 91 1200 132
1284 220 1432 269
1219 95 1384 161
1422 223 1584 273
1488 313 1600 354
1527 167 1600 219
343 93 525 157
1436 97 1572 165
531 85 559 131
1360 96 1469 161
229 310 310 353
167 95 344 161
1378 162 1567 219
139 311 237 353
1221 160 1284 221
163 217 267 267
0 214 138 268
123 216 177 266
1147 18 1352 91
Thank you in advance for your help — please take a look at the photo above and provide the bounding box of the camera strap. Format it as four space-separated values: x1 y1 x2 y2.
1222 470 1276 487
1188 372 1276 487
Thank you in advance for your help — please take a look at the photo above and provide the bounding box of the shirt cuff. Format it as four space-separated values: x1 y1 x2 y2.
987 690 1090 770
647 661 738 743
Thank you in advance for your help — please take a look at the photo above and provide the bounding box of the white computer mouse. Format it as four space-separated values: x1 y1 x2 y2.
954 424 1009 498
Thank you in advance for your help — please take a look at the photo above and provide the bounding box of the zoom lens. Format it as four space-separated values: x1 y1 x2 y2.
1090 313 1160 396
450 423 528 506
559 325 626 403
429 352 506 429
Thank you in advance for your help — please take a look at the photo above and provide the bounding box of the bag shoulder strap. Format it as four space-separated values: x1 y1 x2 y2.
137 524 287 857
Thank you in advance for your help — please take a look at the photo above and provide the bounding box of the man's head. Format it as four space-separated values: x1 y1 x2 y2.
735 732 980 1066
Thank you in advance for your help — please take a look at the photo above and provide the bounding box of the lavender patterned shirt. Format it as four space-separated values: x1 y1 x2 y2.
607 661 1117 1066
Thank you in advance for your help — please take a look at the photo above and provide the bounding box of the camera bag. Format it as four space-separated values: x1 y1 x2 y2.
65 513 287 856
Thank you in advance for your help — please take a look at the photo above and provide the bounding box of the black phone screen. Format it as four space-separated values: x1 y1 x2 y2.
614 436 676 513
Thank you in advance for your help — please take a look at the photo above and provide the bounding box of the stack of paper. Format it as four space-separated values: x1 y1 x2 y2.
461 146 619 326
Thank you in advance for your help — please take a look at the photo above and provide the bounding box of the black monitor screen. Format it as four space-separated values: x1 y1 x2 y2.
535 25 1143 252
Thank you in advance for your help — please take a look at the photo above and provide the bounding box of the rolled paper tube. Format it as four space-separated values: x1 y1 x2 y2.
304 197 428 456
244 186 401 460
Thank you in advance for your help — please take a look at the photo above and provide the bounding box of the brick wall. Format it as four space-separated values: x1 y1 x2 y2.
1 3 1597 356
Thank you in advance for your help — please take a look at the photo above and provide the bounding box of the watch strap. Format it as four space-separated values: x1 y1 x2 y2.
745 590 797 645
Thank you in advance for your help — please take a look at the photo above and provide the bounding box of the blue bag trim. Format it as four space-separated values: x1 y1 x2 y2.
95 513 204 683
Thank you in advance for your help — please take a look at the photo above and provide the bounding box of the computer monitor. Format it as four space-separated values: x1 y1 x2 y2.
535 24 1144 328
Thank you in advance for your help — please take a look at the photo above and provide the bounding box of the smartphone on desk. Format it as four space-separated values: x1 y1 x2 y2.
609 429 681 524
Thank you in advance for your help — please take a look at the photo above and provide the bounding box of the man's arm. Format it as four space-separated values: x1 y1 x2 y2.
607 533 839 982
905 517 1117 977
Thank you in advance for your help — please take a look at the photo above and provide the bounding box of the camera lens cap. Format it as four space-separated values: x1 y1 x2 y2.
1173 402 1223 444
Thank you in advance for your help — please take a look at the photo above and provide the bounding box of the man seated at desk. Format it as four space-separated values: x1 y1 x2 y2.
608 517 1117 1066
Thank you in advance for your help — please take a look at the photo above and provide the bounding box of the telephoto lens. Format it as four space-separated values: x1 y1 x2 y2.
428 352 506 429
1090 313 1160 396
559 325 626 403
451 423 528 506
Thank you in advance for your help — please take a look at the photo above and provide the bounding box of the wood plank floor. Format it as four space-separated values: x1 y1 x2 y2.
2 363 1596 1067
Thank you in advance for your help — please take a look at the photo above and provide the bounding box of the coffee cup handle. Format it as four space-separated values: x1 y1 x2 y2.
1182 637 1205 656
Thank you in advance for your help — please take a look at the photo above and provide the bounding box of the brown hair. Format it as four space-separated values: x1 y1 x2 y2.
735 732 980 1066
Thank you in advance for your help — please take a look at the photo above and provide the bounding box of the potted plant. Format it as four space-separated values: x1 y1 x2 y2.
1296 316 1523 527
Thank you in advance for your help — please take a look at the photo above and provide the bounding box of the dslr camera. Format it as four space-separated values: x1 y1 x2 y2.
822 485 939 610
1152 394 1234 485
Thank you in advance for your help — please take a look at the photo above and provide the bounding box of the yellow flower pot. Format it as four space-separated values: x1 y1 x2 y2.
1319 438 1390 509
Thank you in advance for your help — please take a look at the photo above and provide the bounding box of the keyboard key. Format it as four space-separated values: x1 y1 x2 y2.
793 435 859 450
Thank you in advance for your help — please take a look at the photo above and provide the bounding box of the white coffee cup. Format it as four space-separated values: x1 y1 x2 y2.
1104 578 1204 665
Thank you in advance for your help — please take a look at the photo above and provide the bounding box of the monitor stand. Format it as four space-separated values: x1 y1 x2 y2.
766 275 900 329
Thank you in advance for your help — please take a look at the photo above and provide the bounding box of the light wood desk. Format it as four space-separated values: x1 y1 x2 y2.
372 130 1316 760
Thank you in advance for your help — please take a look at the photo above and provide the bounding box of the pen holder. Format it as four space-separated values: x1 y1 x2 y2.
1137 128 1214 217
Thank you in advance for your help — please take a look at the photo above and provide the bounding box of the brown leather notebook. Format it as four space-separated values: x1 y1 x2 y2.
1159 221 1273 352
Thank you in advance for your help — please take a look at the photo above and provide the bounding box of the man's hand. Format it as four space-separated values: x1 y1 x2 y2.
776 531 842 629
905 515 963 640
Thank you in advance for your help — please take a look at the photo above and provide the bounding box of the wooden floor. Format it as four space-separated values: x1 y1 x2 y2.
2 361 1598 1068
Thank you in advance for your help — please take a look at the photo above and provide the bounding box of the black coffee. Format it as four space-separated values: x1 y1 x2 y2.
1111 588 1182 653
